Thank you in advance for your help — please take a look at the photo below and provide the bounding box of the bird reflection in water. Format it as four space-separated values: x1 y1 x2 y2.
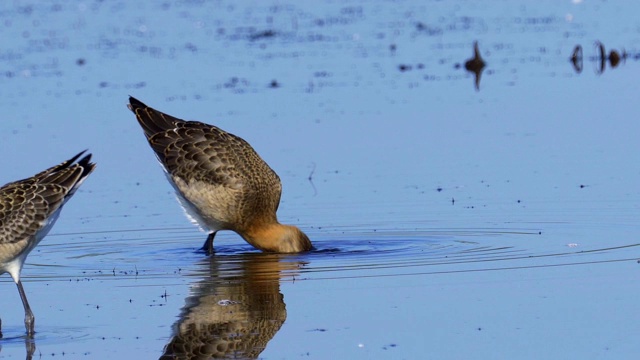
160 253 303 359
0 337 35 360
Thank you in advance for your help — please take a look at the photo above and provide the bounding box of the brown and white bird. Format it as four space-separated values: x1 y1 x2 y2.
127 97 311 254
0 151 95 337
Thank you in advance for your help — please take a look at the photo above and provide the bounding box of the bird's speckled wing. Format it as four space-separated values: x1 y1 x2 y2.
128 98 283 217
0 152 95 245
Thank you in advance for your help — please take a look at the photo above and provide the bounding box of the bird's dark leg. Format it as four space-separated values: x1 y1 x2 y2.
1 317 3 338
16 280 35 337
201 232 216 255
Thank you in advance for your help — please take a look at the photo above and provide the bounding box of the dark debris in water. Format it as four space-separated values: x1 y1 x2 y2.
570 41 635 76
464 41 486 91
98 81 146 89
415 22 443 36
249 29 277 41
269 79 280 88
221 77 251 93
398 63 425 72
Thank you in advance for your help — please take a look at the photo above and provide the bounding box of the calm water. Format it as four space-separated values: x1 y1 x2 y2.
1 1 639 359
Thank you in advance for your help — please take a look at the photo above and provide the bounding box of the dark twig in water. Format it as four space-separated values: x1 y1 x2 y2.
594 41 606 75
570 45 583 73
308 162 318 196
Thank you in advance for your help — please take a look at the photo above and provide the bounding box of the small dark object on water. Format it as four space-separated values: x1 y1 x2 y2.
308 162 317 196
608 49 625 68
398 64 411 72
269 79 280 88
464 41 486 91
76 58 86 66
249 29 276 41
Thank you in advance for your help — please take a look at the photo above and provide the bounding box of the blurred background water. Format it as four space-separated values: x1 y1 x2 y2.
1 1 639 359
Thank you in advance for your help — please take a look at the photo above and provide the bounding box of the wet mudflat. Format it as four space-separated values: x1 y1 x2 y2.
1 1 640 359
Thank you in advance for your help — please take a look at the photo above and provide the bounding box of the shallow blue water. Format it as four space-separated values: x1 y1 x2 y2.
1 1 640 359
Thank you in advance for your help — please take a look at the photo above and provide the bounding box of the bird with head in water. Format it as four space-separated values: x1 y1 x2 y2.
127 97 312 254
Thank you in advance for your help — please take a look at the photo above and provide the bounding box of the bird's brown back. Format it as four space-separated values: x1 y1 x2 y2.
0 152 95 245
128 97 283 229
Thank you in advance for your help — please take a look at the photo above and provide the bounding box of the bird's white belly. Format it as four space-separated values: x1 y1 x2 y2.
161 169 224 233
1 204 63 282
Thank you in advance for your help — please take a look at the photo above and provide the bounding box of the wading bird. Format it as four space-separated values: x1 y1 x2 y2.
128 97 311 254
0 151 95 337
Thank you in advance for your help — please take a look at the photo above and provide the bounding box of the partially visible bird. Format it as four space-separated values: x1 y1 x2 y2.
0 151 95 337
127 97 312 254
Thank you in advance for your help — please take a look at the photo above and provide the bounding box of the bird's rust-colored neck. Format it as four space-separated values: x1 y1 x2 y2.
240 222 312 253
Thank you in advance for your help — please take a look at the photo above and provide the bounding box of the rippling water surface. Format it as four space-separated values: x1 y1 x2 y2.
1 1 640 359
